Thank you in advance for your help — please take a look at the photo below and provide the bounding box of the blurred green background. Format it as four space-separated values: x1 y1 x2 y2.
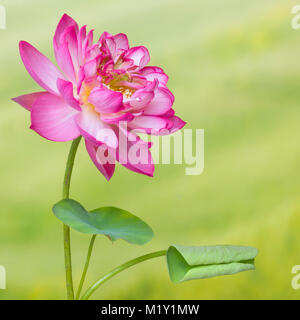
0 0 300 299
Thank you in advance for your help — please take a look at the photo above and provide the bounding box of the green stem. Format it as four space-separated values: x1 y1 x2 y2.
63 137 82 199
62 136 82 300
75 235 97 300
80 250 167 300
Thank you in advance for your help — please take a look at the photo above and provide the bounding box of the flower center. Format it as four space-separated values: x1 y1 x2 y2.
102 72 135 99
79 71 137 116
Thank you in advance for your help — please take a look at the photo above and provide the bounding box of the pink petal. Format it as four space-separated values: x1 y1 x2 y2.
88 86 123 114
77 58 100 95
30 93 80 141
129 115 185 136
114 33 129 51
140 67 168 86
106 33 129 62
12 92 47 111
114 59 134 71
54 15 79 83
19 41 64 95
168 116 186 133
124 46 150 69
128 80 157 111
78 57 99 87
116 80 145 90
99 33 135 70
162 108 175 118
85 43 100 62
143 87 174 116
129 115 168 133
85 139 115 181
99 31 111 42
76 108 118 148
57 78 81 110
105 37 117 61
83 29 94 57
54 38 77 84
100 112 134 123
140 66 164 74
148 115 186 136
54 14 78 49
115 127 154 177
144 72 168 86
77 26 87 65
63 25 80 72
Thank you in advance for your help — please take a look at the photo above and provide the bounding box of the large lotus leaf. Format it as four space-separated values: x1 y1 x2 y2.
52 199 154 245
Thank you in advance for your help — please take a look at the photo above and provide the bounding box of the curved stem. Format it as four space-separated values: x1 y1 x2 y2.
62 136 82 300
63 136 82 199
75 235 97 300
80 250 167 300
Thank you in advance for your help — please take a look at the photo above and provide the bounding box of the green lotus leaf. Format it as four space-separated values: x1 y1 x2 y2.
52 199 154 245
166 245 258 283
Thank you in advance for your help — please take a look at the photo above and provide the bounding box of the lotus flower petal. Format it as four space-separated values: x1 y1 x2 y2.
85 139 115 181
30 93 80 141
19 41 64 95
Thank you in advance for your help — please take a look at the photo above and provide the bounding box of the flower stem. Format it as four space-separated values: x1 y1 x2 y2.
75 235 97 300
80 250 167 300
62 136 82 300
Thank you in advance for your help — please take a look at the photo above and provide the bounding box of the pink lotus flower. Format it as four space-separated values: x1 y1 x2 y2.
13 14 186 180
